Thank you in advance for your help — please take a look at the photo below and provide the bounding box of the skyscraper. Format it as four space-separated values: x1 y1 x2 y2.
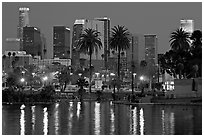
94 17 111 69
72 19 87 67
23 27 42 57
17 7 30 50
71 18 111 71
53 26 71 59
144 34 158 85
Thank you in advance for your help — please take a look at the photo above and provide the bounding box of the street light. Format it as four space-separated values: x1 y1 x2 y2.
20 78 25 83
78 73 82 77
140 76 144 81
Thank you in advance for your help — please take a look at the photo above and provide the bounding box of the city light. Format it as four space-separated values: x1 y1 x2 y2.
43 76 48 81
110 73 115 76
78 73 82 77
140 76 144 81
20 78 25 83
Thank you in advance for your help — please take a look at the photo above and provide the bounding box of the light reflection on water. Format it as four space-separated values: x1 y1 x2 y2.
43 107 48 135
20 104 25 135
54 103 59 135
2 101 202 135
139 108 144 135
94 102 100 135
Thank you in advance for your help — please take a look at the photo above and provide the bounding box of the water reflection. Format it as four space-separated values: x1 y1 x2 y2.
94 102 100 135
139 108 144 135
67 102 73 134
31 106 35 134
54 103 59 135
2 102 202 135
43 107 48 135
110 104 115 134
20 104 25 135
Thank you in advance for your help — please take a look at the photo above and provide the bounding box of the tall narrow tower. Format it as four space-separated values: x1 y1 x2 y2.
17 7 30 50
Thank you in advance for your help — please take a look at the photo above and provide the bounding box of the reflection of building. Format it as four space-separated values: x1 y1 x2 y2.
53 26 71 59
17 7 30 50
23 27 42 58
180 19 194 34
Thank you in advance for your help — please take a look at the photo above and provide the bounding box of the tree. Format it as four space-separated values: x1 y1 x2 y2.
77 28 102 93
109 25 130 80
170 28 190 52
3 55 6 71
56 66 72 91
8 52 11 70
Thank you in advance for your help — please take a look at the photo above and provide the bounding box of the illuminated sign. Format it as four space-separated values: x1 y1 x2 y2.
19 7 29 11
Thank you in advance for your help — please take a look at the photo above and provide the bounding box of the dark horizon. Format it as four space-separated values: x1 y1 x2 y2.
2 2 202 58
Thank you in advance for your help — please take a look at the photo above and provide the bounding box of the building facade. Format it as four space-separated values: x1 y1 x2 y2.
2 51 33 73
144 34 158 86
180 19 194 34
23 27 42 58
17 7 30 50
53 26 71 59
95 17 111 69
5 38 20 51
72 19 87 67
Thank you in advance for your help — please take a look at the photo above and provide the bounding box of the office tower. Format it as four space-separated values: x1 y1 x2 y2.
144 34 158 85
72 19 87 67
95 17 111 69
53 26 71 59
82 19 105 60
23 27 42 58
17 7 30 50
41 34 47 59
180 19 194 34
126 34 145 73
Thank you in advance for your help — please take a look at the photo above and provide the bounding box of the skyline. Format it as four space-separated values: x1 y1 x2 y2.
2 2 202 58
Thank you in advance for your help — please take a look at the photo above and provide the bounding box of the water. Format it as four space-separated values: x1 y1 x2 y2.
2 101 202 135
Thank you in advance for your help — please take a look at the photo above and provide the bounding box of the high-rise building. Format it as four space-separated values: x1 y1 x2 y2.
23 27 42 58
53 26 71 59
41 34 47 59
71 18 111 71
95 17 111 69
180 19 194 34
144 34 158 83
71 19 87 67
17 7 30 50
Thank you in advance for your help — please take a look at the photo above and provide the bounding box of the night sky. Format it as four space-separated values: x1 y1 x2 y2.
2 2 202 58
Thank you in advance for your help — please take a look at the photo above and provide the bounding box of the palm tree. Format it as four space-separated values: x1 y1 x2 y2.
12 52 16 69
170 28 190 52
8 52 11 71
77 28 102 93
109 25 130 80
3 55 6 71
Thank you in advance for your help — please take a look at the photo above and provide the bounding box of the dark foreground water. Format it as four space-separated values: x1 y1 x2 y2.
2 101 202 135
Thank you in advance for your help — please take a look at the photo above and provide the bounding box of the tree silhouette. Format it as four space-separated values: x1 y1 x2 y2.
109 25 130 80
77 28 102 93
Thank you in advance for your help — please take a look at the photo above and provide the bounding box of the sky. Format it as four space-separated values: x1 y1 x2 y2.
2 2 202 58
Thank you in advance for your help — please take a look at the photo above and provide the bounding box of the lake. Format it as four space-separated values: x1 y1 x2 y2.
2 101 202 135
